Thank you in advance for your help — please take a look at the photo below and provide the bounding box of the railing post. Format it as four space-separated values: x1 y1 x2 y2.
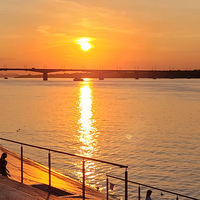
48 151 51 193
125 168 128 200
138 185 141 200
21 145 23 184
107 175 109 200
82 159 85 200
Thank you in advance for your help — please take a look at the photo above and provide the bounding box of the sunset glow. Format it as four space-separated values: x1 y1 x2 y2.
1 1 200 69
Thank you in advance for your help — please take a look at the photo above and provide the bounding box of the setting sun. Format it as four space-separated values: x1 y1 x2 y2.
80 42 91 51
76 38 92 51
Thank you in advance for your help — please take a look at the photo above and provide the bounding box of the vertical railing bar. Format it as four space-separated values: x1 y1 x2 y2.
125 168 128 200
21 145 23 184
82 159 85 200
138 184 141 200
107 175 109 200
48 151 51 193
0 139 2 154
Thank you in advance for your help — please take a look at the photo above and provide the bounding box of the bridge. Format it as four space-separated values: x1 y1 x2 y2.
1 68 200 80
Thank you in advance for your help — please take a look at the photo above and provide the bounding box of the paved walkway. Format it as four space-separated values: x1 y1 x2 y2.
0 146 114 200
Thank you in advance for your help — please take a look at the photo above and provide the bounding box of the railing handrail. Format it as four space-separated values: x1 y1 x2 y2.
106 174 199 200
0 137 128 168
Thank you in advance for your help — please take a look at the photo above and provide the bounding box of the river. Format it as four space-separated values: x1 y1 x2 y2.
0 78 200 199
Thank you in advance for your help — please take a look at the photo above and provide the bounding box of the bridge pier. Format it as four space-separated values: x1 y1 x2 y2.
170 71 174 79
187 73 191 79
152 71 157 79
135 71 139 79
43 72 48 81
99 73 104 80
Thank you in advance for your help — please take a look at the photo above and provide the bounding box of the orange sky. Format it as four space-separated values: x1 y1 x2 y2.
1 0 200 70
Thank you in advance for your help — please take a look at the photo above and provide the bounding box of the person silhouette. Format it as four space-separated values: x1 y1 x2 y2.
146 190 152 200
0 153 10 177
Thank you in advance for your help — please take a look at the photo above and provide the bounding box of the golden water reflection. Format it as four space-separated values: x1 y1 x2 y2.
78 85 96 155
74 82 100 185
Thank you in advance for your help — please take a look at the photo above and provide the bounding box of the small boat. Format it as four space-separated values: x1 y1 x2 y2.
73 78 84 81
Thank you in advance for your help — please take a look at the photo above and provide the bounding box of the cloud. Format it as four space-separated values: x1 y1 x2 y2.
0 35 21 39
0 57 16 61
48 0 136 34
37 25 52 35
179 34 200 38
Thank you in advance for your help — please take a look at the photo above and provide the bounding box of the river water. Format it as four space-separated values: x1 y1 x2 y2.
0 78 200 199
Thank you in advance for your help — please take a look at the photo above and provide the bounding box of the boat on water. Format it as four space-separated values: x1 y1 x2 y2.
73 77 84 81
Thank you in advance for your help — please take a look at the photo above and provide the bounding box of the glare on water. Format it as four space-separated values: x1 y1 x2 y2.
73 82 100 183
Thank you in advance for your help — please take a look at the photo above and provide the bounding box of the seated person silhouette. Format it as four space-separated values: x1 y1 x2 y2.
0 153 10 177
146 190 152 200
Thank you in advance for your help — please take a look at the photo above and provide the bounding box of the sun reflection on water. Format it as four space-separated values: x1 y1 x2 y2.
74 81 100 186
78 84 98 156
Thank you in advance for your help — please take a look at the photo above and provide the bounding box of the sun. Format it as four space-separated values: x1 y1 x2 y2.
80 42 91 51
76 38 93 51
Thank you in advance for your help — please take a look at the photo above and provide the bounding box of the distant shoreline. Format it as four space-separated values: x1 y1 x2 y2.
14 70 200 79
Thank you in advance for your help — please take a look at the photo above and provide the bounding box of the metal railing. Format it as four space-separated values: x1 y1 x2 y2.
106 174 199 200
0 137 128 200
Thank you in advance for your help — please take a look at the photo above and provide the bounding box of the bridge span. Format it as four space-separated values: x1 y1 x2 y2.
0 68 199 80
0 68 157 81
